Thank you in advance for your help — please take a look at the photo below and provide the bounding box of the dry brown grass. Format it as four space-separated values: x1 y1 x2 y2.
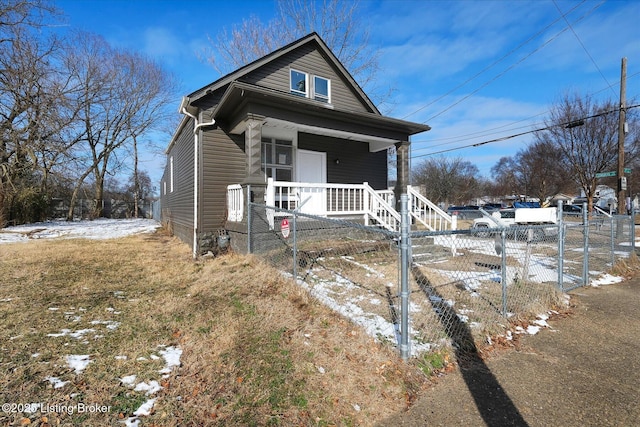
0 230 427 426
610 252 640 277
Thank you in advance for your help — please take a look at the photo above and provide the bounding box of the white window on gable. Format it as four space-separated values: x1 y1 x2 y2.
290 69 308 97
313 75 330 103
291 69 331 104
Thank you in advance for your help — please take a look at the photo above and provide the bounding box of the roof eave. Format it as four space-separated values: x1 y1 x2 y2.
213 82 430 138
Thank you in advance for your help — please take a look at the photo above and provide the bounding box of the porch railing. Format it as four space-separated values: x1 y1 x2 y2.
266 179 400 231
226 180 400 231
226 181 455 232
227 184 244 222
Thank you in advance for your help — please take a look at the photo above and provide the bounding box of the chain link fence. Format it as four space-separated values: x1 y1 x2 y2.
562 214 636 291
247 200 636 360
248 203 401 349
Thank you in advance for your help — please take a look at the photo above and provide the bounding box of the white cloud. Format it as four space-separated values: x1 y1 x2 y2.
143 27 181 60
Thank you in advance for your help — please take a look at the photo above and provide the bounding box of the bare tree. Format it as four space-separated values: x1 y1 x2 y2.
0 0 66 225
126 166 152 217
533 93 640 213
203 0 387 106
412 156 480 206
489 156 518 198
511 140 574 205
62 32 176 220
0 0 57 44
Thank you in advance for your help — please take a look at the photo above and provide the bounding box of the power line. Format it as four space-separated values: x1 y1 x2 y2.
400 1 588 122
411 114 548 152
401 1 606 127
411 104 640 160
410 70 640 152
552 0 617 98
424 1 604 124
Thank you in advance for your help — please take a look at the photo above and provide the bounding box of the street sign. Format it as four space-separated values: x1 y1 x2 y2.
596 169 632 178
595 171 617 178
281 218 290 239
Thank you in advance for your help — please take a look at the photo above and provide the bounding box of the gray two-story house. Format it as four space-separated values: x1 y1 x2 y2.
160 32 431 256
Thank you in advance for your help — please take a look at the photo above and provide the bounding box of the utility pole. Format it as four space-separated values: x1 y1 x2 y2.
617 57 627 215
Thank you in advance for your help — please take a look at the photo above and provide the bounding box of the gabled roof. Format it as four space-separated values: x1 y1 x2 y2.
186 32 380 115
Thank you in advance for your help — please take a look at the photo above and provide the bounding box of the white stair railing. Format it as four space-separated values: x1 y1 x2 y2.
364 184 400 231
407 185 455 231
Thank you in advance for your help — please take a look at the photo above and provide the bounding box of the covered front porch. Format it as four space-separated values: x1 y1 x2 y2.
213 81 436 252
213 81 427 202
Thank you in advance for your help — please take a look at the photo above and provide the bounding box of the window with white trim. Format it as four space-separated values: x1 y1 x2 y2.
290 69 332 104
261 137 293 181
290 69 308 97
313 75 330 103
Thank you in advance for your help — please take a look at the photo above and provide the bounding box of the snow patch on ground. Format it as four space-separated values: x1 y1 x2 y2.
66 355 91 374
0 218 159 244
590 273 624 287
44 376 69 389
158 346 183 375
2 218 182 425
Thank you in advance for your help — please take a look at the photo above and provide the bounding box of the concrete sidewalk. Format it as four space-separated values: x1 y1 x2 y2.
376 278 640 427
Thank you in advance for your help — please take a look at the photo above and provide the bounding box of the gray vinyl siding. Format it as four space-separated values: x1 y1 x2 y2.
161 117 195 248
200 128 246 231
241 44 371 114
298 133 388 190
194 91 224 113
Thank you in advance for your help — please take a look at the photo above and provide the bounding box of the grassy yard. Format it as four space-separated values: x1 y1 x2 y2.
0 229 428 426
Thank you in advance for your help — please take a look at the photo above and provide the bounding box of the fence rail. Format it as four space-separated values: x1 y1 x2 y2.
246 199 636 360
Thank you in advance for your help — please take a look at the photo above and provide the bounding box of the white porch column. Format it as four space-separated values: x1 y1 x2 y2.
242 114 265 185
241 115 267 207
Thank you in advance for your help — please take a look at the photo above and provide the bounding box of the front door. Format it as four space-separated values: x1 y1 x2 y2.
296 149 326 215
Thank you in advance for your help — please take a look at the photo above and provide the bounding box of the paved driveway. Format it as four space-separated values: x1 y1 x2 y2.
377 278 640 426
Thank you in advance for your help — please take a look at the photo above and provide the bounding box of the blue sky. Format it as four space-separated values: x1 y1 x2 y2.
54 0 640 187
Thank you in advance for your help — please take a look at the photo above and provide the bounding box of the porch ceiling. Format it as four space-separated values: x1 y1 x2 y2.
260 118 395 152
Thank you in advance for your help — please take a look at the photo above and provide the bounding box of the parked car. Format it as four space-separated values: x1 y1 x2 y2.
472 207 559 240
482 203 505 210
562 204 582 216
513 201 541 208
446 205 483 220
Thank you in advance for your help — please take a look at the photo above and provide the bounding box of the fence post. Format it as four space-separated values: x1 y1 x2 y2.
501 229 508 316
610 215 615 267
557 201 565 291
632 214 636 253
582 202 589 288
247 185 252 254
399 194 410 361
629 214 636 254
292 210 298 280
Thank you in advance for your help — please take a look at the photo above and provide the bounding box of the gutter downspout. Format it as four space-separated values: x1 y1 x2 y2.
181 106 216 259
